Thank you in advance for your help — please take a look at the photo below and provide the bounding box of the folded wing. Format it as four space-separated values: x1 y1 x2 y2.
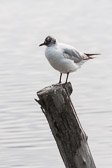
63 48 83 63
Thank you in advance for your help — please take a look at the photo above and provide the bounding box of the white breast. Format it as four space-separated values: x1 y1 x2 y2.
45 45 79 73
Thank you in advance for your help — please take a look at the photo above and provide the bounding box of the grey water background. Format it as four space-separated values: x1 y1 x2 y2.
0 0 112 167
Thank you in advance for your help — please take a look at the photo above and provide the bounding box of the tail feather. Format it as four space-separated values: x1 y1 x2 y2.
83 53 100 60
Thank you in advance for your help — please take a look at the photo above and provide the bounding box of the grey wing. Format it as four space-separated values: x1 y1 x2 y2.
63 48 83 63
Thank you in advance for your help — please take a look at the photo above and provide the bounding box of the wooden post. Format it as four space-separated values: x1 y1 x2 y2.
35 82 96 168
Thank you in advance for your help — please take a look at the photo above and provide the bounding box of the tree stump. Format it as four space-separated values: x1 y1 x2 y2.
35 82 96 168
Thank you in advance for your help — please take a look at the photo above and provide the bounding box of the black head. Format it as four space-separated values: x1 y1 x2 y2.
39 36 56 47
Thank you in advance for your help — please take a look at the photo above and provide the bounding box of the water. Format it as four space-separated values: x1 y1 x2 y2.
0 0 112 167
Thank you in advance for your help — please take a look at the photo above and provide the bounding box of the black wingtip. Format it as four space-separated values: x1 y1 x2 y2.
84 53 101 56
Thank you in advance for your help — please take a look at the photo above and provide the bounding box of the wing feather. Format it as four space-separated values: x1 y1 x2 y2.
63 48 83 63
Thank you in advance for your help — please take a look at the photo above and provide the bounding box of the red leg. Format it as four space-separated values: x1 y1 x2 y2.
65 72 69 83
59 73 62 83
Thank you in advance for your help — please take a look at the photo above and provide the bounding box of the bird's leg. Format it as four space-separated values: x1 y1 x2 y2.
59 73 62 83
65 72 69 83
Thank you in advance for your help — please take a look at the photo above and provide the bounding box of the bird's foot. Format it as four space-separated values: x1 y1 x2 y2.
52 83 62 86
52 81 69 87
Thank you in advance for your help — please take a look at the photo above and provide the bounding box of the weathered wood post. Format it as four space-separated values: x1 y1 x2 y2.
35 82 96 168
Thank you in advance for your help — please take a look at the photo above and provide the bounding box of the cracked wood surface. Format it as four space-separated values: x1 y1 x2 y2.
36 83 96 168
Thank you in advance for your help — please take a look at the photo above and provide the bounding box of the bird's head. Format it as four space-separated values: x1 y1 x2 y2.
39 36 56 47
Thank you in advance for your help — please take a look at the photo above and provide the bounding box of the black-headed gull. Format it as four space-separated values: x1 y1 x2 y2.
39 36 100 83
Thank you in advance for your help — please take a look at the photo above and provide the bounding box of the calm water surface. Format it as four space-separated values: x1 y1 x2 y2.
0 0 112 167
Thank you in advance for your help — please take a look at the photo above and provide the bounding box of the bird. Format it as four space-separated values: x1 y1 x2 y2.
39 36 100 83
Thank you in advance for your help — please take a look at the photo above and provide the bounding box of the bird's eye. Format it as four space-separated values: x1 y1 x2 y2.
47 38 50 42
